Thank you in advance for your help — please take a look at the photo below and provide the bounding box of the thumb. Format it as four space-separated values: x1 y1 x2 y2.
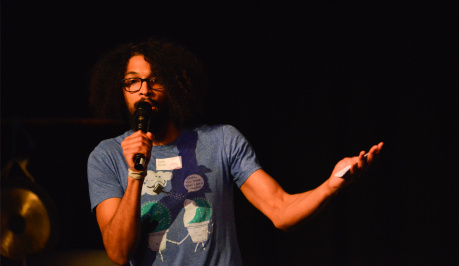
146 132 154 140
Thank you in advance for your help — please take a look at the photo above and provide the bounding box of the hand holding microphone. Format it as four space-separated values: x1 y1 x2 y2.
121 101 153 172
133 101 153 170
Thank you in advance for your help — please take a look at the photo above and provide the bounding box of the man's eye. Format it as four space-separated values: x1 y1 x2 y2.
124 78 140 85
147 78 156 85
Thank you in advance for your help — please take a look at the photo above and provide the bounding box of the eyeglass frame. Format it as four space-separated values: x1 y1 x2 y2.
121 77 164 93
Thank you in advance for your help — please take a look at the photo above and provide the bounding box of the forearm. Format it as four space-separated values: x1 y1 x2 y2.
241 170 338 232
99 178 143 265
274 180 336 231
243 143 383 232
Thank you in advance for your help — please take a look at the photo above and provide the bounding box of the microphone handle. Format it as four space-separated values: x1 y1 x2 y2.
133 101 152 171
134 153 146 171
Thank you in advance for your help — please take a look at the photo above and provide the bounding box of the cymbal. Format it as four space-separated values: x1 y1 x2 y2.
1 187 51 260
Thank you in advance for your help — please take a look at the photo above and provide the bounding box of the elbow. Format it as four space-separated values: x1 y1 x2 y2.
101 230 138 265
272 217 293 232
275 224 290 232
104 243 134 265
274 220 299 233
106 250 130 266
270 203 295 232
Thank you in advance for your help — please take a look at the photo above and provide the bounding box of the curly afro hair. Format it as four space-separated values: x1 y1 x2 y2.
89 37 208 129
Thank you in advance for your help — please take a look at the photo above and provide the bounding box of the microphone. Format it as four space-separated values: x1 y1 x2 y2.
133 101 153 170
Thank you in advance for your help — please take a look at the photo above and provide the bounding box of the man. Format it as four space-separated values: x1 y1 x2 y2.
87 38 383 265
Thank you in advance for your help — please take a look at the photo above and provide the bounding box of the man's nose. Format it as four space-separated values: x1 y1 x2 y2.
139 81 152 96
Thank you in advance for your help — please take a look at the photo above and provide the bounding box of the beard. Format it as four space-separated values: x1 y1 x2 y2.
127 98 171 135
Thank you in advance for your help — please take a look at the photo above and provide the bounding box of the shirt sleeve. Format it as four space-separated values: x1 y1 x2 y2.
222 125 262 188
87 141 125 213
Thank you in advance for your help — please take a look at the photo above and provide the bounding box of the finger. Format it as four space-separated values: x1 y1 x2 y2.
126 130 142 139
366 145 377 163
367 142 383 163
123 147 149 159
121 133 142 146
376 142 384 155
358 151 366 168
121 138 152 155
349 161 359 177
122 133 151 146
146 132 154 140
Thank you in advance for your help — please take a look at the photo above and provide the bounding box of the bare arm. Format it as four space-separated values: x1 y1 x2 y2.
240 142 383 231
96 180 143 265
95 131 153 265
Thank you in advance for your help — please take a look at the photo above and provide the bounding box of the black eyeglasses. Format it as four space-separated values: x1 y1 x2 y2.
122 77 163 92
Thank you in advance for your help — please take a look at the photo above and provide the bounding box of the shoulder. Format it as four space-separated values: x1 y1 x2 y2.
89 131 132 158
192 124 251 152
193 124 242 137
182 125 245 149
190 124 247 145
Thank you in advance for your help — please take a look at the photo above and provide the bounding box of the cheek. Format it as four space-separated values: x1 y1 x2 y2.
158 94 166 104
123 92 136 114
159 93 171 107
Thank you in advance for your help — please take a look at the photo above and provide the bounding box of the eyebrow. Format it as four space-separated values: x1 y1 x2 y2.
124 71 139 76
124 72 155 79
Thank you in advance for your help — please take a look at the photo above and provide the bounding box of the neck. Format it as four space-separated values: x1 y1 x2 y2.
151 121 180 146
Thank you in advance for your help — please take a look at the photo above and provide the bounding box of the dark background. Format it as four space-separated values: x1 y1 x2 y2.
1 1 457 265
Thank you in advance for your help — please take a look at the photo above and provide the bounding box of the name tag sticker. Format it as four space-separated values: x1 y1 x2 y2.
156 156 182 170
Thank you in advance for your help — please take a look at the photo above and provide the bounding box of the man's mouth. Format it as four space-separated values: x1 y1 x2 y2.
136 99 158 111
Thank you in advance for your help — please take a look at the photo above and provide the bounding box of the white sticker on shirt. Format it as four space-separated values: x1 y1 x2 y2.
156 156 182 170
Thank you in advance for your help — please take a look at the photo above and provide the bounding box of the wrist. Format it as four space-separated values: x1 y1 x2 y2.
322 180 340 198
128 169 147 180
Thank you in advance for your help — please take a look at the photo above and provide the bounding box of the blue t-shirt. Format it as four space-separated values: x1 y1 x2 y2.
88 125 261 265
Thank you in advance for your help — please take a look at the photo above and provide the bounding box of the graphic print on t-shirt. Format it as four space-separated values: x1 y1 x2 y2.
138 130 216 263
141 170 173 195
182 197 213 251
140 201 172 254
140 171 213 261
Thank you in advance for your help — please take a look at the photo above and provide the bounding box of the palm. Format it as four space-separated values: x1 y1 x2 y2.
327 142 383 192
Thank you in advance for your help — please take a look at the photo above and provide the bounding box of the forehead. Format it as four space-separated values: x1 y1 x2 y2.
125 55 152 76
